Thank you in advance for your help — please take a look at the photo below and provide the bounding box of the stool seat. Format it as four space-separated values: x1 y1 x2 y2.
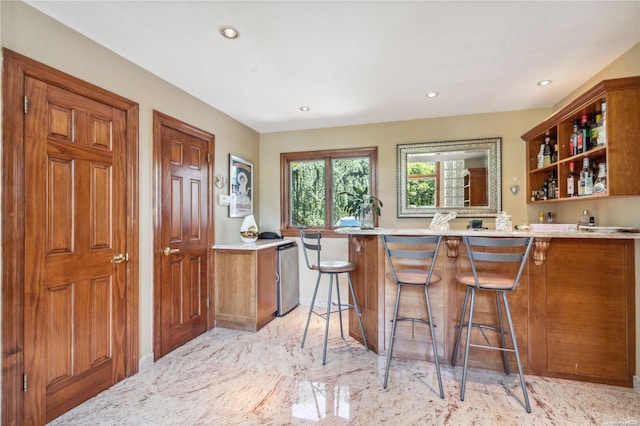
385 270 441 286
454 272 514 289
313 260 356 273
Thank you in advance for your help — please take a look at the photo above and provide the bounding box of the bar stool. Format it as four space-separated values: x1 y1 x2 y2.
451 236 534 412
299 229 369 365
381 234 444 397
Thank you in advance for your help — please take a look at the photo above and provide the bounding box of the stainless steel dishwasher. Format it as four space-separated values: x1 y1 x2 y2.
277 242 299 316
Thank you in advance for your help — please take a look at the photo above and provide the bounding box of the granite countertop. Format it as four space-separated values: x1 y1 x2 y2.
336 227 640 239
213 238 296 250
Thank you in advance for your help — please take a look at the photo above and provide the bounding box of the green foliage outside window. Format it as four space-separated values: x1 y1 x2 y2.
407 162 436 207
290 157 370 227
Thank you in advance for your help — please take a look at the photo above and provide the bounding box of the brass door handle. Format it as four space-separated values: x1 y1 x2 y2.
111 253 126 264
163 247 180 256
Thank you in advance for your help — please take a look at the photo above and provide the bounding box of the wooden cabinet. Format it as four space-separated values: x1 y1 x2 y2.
462 167 487 206
214 246 277 331
346 231 636 387
528 238 635 387
522 76 640 203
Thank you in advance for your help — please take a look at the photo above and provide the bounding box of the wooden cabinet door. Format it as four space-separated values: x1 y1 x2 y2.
539 238 635 386
214 250 256 330
257 248 277 329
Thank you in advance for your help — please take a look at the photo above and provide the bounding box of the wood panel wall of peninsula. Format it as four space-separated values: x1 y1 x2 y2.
346 233 635 387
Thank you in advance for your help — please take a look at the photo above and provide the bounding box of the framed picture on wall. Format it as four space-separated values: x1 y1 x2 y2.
229 154 253 217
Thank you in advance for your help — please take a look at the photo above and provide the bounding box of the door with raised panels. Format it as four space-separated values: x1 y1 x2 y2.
23 77 128 423
154 111 214 359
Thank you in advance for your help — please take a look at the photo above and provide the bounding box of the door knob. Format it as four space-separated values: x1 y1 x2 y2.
111 253 126 264
163 247 180 256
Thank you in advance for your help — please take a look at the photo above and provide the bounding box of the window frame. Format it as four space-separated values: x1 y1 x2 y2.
407 161 440 207
280 147 378 237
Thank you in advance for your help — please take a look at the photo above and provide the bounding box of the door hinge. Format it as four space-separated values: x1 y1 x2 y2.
206 153 211 163
205 297 210 308
23 374 27 392
23 95 28 114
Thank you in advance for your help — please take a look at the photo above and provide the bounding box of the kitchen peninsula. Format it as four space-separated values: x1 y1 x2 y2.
338 228 637 387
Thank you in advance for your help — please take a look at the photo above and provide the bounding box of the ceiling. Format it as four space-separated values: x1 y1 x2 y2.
24 1 640 134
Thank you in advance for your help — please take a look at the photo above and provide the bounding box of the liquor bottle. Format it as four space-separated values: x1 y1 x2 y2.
579 157 593 196
598 101 607 146
579 209 590 227
548 177 556 200
567 161 577 197
569 120 579 156
542 178 549 200
551 140 558 163
543 136 551 166
591 115 600 148
579 114 590 153
537 139 545 168
594 162 607 193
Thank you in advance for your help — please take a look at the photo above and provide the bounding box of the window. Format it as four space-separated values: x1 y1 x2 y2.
280 147 378 237
407 160 438 207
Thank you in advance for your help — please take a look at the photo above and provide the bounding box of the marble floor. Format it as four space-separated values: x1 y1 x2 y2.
49 306 639 426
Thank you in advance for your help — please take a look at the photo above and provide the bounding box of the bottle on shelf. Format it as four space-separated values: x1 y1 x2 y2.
579 209 590 227
594 162 607 194
578 114 590 153
543 136 551 166
567 161 577 197
591 115 600 149
598 101 607 146
569 120 579 156
551 140 558 163
548 178 555 200
537 139 545 168
542 178 549 200
579 157 593 196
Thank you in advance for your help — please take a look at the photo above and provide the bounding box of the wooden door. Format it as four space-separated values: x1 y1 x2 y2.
153 111 214 359
23 77 129 423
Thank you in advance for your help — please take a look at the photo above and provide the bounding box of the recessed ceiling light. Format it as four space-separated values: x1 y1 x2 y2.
537 79 552 86
219 26 239 39
299 106 310 112
425 91 439 98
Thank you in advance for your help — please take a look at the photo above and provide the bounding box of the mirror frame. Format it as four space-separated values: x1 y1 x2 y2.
396 137 502 218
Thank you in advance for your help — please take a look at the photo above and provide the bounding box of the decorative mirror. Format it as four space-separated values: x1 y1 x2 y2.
396 137 502 218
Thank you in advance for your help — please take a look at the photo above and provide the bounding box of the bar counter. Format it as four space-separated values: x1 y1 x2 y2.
337 227 638 387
